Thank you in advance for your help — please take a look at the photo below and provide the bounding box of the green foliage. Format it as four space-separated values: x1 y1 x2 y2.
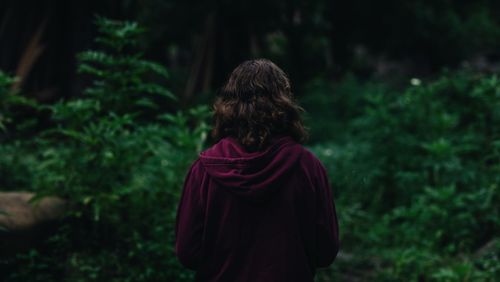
0 18 209 281
0 71 40 133
77 17 175 118
0 70 17 130
301 74 385 143
0 72 42 191
307 72 500 281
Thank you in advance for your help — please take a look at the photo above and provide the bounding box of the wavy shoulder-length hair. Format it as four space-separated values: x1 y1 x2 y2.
212 59 308 151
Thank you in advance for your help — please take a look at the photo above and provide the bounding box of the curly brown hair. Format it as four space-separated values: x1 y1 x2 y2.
212 59 308 151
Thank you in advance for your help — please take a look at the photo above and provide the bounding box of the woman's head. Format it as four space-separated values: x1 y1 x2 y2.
212 59 308 151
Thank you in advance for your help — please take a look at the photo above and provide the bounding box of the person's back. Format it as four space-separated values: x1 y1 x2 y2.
175 59 339 282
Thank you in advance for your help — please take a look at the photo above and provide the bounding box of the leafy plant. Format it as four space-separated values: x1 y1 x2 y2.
308 72 500 281
0 71 40 134
0 17 209 281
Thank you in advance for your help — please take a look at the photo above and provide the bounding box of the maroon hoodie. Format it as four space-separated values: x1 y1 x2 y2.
175 135 339 282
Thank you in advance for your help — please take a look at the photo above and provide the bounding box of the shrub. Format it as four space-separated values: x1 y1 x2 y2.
0 18 209 281
308 72 500 281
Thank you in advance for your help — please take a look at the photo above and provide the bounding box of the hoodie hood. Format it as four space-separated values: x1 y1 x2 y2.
199 135 303 200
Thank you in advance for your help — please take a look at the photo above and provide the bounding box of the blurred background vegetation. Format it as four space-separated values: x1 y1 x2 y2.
0 1 499 281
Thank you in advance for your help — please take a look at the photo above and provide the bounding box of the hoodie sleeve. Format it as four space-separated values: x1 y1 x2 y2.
314 160 340 267
175 159 205 270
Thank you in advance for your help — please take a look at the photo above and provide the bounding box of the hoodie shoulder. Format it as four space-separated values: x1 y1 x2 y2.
185 158 207 184
299 147 324 167
192 158 206 173
298 147 329 179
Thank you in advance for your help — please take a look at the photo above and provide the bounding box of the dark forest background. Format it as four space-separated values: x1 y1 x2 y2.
2 1 500 102
0 1 499 281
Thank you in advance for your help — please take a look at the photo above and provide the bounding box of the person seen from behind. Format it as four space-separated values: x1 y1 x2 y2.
175 59 340 282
